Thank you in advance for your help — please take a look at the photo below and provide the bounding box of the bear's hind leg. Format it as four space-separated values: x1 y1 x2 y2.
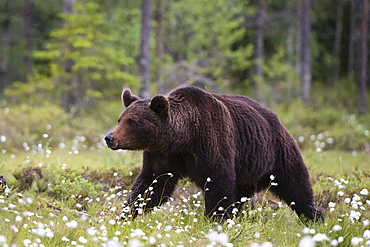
269 174 324 222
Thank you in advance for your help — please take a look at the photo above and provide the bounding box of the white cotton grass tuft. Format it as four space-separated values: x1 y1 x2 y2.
66 220 78 228
207 231 230 246
363 230 370 239
0 236 6 244
351 237 363 246
298 236 315 247
312 233 329 242
360 189 368 195
332 225 342 231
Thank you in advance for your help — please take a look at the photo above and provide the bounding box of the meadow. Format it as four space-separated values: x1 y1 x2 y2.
0 102 370 247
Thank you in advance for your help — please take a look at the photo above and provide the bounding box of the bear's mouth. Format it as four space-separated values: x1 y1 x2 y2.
108 146 120 150
107 142 134 151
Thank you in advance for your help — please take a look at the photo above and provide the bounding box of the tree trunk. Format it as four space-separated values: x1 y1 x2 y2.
333 0 343 83
359 0 368 115
253 0 266 105
23 0 33 82
61 0 76 112
0 2 10 95
299 0 311 103
155 0 164 94
63 0 74 13
348 0 362 79
139 0 152 99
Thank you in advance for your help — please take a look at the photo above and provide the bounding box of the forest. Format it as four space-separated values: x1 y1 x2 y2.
0 0 368 112
0 0 369 246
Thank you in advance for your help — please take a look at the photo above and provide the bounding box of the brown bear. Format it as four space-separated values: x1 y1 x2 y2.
105 87 323 221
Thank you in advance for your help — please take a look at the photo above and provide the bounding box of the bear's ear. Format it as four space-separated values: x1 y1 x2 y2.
150 95 169 117
122 88 140 107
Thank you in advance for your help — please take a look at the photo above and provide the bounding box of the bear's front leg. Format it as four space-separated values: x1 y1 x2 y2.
204 181 236 220
122 152 180 219
195 165 237 220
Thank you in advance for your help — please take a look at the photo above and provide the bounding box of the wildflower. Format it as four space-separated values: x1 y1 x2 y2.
331 239 339 246
207 231 229 246
23 239 31 246
328 202 336 212
364 230 370 239
226 219 235 229
149 237 156 245
66 220 78 228
349 211 361 222
261 242 273 247
207 177 212 182
87 228 97 236
351 237 363 246
15 216 22 222
23 211 35 217
337 191 344 196
270 175 275 180
127 239 140 247
299 236 315 247
10 225 19 232
0 135 7 143
46 230 54 238
79 236 88 244
334 180 345 189
131 228 145 237
332 225 342 231
360 189 369 196
254 232 261 238
240 197 248 202
313 233 329 242
0 235 6 243
164 225 172 232
61 236 70 242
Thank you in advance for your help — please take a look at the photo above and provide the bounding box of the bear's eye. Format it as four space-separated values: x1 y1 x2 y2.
127 119 134 127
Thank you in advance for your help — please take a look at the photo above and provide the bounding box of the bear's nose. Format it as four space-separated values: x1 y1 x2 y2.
105 135 114 145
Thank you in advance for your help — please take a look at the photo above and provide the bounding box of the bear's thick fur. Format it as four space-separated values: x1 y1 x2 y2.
105 87 323 221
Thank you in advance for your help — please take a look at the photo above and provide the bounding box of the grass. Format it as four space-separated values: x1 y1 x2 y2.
0 139 369 246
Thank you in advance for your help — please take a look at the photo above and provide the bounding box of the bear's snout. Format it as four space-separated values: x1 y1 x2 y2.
105 135 114 147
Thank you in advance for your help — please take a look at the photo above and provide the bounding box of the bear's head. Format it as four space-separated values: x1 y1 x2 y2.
105 89 170 152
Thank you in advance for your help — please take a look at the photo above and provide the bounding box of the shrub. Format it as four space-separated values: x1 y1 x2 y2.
0 104 105 151
48 169 103 208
